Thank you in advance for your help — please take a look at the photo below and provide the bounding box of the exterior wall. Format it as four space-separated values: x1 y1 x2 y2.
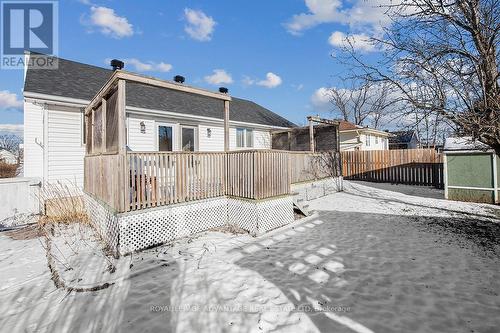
24 99 279 189
254 130 271 149
339 132 360 151
198 125 224 151
46 107 85 187
0 177 41 223
445 153 498 204
361 133 389 151
340 131 388 151
23 100 44 179
127 116 156 151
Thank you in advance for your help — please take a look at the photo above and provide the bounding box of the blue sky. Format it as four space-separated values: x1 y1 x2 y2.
0 0 389 135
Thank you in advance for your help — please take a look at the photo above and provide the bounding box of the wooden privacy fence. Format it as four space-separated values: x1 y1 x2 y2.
341 149 444 188
289 151 341 183
226 150 290 200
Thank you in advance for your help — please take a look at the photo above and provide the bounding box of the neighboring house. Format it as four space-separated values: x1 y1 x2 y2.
0 149 17 164
389 130 420 149
338 120 390 151
23 53 295 187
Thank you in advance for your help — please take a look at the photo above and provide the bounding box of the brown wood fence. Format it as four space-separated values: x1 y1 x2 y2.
226 150 290 200
289 151 340 183
341 149 444 188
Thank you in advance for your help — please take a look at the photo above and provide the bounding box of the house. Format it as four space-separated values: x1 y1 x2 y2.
338 120 390 151
443 137 499 204
23 53 295 188
388 130 420 149
23 53 343 254
0 149 17 164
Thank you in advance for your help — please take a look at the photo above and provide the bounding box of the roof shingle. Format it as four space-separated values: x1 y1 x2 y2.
24 55 295 128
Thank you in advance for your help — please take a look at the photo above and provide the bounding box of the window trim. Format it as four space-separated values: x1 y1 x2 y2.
156 122 176 151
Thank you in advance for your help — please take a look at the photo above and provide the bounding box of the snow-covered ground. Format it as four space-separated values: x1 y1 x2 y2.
1 181 499 333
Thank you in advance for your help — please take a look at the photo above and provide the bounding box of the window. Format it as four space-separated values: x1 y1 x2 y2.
236 128 245 148
236 128 253 148
246 129 253 148
365 134 371 146
158 125 173 151
181 127 196 151
375 136 379 144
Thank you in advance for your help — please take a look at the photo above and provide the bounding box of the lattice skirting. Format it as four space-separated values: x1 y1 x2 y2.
117 197 227 254
291 177 343 202
84 193 119 255
227 196 294 236
85 194 294 255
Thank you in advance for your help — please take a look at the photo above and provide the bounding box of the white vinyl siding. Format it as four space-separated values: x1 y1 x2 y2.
127 116 155 151
47 108 85 187
198 125 224 151
253 130 271 149
23 100 44 179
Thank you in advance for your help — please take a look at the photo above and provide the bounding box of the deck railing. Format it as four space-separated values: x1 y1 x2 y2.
127 152 226 210
226 150 290 200
84 150 340 213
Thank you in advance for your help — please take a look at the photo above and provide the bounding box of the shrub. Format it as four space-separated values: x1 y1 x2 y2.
0 161 18 178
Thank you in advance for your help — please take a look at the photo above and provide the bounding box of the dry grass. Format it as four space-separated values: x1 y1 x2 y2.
0 161 18 178
38 181 89 225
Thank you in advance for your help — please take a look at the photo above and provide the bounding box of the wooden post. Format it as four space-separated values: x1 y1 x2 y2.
117 79 127 154
309 119 315 152
117 79 127 212
224 100 230 152
101 97 107 153
90 108 95 154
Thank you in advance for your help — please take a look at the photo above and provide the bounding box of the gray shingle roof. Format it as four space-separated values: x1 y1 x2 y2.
24 56 295 128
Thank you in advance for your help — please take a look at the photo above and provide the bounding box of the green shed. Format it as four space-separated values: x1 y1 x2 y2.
444 137 499 204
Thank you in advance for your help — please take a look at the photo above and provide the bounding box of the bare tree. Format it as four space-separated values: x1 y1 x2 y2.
0 134 22 155
328 80 392 129
336 0 500 154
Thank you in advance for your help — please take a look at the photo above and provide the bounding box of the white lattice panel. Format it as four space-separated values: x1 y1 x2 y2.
255 196 294 234
84 193 119 254
118 197 227 254
227 196 294 235
227 198 258 235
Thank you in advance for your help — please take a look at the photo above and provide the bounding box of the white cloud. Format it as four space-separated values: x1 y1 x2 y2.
285 0 393 37
256 72 282 88
311 87 332 110
0 91 22 110
184 8 216 41
124 58 173 72
242 76 255 86
204 69 233 85
0 124 23 135
328 31 376 52
89 6 133 38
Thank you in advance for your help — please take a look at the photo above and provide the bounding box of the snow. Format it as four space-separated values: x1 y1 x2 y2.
309 181 499 221
444 136 491 151
1 180 498 332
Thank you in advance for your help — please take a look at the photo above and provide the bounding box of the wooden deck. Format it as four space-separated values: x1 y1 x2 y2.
84 150 338 213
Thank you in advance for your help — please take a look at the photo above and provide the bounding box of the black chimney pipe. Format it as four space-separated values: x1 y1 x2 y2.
219 87 228 94
110 59 124 71
174 75 185 84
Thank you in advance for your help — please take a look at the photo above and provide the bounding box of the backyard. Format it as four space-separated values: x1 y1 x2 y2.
1 181 499 333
